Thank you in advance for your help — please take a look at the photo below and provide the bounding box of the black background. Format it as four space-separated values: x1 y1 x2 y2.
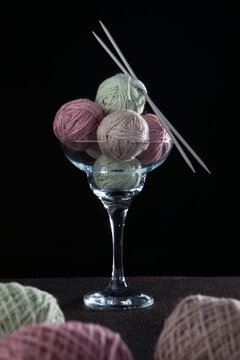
1 1 237 277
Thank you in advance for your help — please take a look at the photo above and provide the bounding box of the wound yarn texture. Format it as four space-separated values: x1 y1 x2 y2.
0 321 133 360
138 114 171 164
154 294 240 360
0 282 64 338
97 110 149 161
95 73 147 115
93 155 142 190
53 98 104 149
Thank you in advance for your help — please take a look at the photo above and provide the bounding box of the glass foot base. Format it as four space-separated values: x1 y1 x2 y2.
83 286 154 310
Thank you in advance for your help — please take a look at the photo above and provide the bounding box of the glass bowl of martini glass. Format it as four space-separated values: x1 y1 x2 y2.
59 137 173 310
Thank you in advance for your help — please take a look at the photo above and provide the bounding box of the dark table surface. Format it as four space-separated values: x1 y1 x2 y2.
1 276 240 360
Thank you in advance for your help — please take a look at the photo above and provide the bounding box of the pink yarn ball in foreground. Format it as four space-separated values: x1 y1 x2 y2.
53 98 104 150
154 295 240 360
0 321 133 360
97 110 149 161
137 114 171 164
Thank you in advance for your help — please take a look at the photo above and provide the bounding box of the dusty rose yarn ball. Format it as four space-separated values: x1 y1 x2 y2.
137 114 171 164
0 321 133 360
53 98 104 149
97 109 149 161
154 294 240 360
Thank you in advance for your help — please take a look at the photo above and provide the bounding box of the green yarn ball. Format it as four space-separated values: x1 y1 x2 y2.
0 282 65 337
95 73 147 115
93 154 142 190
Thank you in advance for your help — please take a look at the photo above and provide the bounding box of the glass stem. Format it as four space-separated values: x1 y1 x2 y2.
103 201 130 291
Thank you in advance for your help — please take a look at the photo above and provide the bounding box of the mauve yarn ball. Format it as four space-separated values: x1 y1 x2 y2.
53 98 104 149
0 282 64 338
154 294 240 360
137 114 172 165
93 155 142 190
0 321 133 360
97 110 149 161
95 73 147 115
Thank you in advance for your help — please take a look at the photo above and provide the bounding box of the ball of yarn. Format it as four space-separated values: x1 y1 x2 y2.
97 110 149 161
137 114 172 164
0 282 64 337
0 321 133 360
154 294 240 360
95 73 147 115
53 98 104 149
93 155 142 190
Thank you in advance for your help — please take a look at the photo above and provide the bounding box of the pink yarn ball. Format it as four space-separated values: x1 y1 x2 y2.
53 98 104 150
0 321 133 360
97 110 149 161
137 114 171 164
154 295 240 360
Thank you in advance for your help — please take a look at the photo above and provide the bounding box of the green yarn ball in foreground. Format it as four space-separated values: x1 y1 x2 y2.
95 73 147 115
93 154 142 190
0 282 65 337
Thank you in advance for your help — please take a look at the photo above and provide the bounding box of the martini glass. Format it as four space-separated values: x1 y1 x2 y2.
59 138 173 310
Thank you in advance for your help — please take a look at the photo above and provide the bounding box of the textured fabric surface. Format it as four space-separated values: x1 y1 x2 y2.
1 277 240 360
154 294 240 360
0 321 133 360
0 282 64 337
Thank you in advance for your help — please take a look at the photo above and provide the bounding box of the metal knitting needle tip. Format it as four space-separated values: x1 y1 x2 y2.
99 20 137 79
92 31 128 75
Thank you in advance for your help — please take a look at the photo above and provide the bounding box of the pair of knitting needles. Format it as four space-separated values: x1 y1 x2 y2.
92 21 211 174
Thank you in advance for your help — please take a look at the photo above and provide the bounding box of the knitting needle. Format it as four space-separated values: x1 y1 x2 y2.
98 21 210 174
97 20 211 174
92 31 129 75
93 30 195 173
145 94 211 174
